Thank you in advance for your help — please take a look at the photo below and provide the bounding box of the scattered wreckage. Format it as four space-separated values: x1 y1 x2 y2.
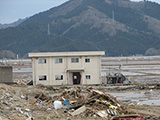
106 73 132 85
107 73 127 84
0 83 160 120
34 87 144 119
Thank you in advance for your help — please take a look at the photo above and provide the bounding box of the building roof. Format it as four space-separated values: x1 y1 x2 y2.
28 51 105 57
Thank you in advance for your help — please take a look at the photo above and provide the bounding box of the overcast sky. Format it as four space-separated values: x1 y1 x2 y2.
0 0 159 24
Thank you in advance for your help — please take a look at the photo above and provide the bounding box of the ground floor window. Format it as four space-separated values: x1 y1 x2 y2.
86 75 91 80
55 75 63 80
39 75 47 81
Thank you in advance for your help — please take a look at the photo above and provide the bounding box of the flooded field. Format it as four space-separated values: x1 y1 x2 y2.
1 59 33 82
101 56 160 84
1 56 160 84
108 90 160 106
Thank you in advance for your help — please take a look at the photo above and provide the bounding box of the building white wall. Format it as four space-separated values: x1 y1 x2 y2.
30 51 104 86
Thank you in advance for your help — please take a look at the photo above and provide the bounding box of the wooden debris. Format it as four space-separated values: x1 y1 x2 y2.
71 105 86 116
97 110 108 118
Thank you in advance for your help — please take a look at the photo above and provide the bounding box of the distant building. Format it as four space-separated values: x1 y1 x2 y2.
0 66 13 84
29 51 105 86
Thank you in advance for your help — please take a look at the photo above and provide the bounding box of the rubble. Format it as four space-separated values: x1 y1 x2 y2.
49 87 141 119
0 83 160 119
110 114 144 120
106 73 127 84
71 105 86 116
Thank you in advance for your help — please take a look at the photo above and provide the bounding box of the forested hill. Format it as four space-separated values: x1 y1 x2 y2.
0 0 160 58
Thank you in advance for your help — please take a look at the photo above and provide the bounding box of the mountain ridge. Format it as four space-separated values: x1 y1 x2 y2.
0 18 28 29
0 0 160 58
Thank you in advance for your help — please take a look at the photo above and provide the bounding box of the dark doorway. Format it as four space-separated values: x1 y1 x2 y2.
73 72 81 85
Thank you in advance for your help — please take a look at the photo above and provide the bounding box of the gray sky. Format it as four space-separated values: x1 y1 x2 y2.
0 0 69 24
0 0 159 24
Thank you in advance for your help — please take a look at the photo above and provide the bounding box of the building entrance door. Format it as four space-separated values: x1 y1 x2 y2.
73 72 81 85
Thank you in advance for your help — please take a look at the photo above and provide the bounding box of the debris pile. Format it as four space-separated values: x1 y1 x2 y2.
0 83 160 120
50 87 143 119
107 73 127 84
0 85 33 120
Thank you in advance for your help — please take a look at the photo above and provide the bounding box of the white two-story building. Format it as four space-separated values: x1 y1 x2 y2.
29 51 105 86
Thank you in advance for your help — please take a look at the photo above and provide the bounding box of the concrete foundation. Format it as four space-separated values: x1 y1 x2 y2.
0 66 13 83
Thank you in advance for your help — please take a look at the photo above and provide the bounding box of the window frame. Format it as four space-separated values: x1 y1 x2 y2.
86 75 91 80
39 75 47 81
55 75 63 80
71 58 79 63
85 58 90 63
38 58 46 64
55 58 63 64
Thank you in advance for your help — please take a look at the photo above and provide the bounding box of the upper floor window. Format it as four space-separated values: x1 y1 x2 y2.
71 58 79 63
55 58 63 64
85 58 90 63
38 59 46 64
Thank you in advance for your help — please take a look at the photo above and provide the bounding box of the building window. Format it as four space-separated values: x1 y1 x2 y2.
86 75 91 80
85 58 90 63
71 58 79 63
38 59 46 64
55 58 63 64
39 75 47 81
55 75 63 80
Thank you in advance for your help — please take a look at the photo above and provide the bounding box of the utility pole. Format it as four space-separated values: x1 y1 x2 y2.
17 54 19 59
47 24 50 35
112 10 115 21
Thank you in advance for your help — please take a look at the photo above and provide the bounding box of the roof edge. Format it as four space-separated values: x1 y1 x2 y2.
28 51 105 57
